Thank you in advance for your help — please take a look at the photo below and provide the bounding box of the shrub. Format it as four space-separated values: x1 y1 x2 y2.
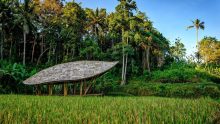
151 62 219 83
94 71 121 93
0 61 37 94
121 82 220 98
105 92 134 96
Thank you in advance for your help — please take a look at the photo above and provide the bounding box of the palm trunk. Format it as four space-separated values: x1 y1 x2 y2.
31 40 36 63
196 28 199 49
196 28 200 63
23 32 26 65
41 35 44 55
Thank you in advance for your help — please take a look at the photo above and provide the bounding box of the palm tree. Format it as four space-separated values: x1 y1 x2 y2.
85 8 107 38
15 0 35 65
187 19 205 48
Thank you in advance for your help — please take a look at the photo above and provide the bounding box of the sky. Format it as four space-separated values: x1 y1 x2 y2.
71 0 220 56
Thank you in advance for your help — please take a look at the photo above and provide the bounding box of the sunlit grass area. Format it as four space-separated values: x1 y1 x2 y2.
0 95 219 124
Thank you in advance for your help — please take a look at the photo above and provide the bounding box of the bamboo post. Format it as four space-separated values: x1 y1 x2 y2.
84 82 87 93
36 85 41 95
73 83 77 95
80 82 84 96
48 84 53 95
63 82 68 96
84 82 92 95
84 78 96 95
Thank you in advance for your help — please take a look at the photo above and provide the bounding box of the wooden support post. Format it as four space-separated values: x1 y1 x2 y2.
63 82 68 96
84 82 93 95
36 85 41 95
80 82 84 96
84 78 96 95
48 84 53 95
73 84 77 95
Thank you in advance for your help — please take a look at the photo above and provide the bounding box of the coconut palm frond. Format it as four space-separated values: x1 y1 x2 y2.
200 21 204 25
187 25 194 30
199 24 205 30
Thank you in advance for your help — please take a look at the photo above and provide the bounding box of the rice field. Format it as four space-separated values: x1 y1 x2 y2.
0 95 219 124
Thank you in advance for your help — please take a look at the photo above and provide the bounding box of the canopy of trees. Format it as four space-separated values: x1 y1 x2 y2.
0 0 172 84
1 0 220 97
199 37 220 64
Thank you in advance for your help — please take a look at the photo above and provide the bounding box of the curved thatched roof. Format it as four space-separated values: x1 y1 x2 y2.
23 61 118 85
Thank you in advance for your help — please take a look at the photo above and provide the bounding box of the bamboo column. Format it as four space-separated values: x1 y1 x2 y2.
36 85 41 95
63 82 68 96
80 82 84 96
73 84 77 95
48 84 53 95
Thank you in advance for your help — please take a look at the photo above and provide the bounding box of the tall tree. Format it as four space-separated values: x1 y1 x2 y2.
199 37 220 64
133 12 153 73
115 0 137 85
62 1 86 61
187 19 205 48
85 8 107 37
33 0 62 64
170 38 186 61
0 0 15 60
85 8 107 51
14 0 36 65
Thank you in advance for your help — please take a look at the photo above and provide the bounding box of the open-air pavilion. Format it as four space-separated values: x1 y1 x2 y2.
23 61 118 96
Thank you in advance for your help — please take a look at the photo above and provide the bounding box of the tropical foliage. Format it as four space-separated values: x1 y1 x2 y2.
0 0 219 97
0 0 169 85
199 37 220 64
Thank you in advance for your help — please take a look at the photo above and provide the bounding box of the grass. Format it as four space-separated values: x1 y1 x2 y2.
0 95 219 124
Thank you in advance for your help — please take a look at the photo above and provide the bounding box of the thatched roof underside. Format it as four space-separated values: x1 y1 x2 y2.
23 61 118 85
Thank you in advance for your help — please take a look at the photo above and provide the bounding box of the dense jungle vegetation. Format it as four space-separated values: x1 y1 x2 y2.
0 0 220 98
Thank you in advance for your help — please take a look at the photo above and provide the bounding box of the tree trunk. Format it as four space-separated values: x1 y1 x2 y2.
41 35 44 55
23 32 26 65
123 37 129 84
124 53 128 83
142 49 146 71
146 47 150 73
121 28 125 85
37 48 49 65
111 39 114 48
1 27 4 60
9 35 13 59
142 47 150 73
121 46 125 85
31 40 36 63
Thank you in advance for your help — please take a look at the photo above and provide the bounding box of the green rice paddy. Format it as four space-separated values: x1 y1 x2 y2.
0 95 219 124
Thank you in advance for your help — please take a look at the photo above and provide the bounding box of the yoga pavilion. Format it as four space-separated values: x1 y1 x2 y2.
23 61 118 96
